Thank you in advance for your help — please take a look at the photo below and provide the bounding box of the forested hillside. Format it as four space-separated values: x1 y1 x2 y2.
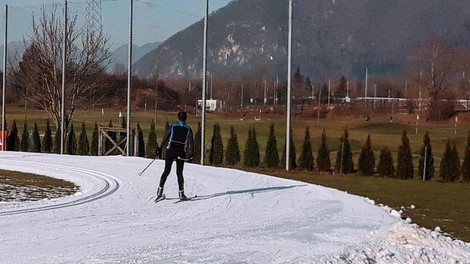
134 0 470 80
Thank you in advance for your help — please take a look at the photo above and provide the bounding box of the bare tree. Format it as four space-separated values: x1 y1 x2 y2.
12 5 112 130
411 39 470 120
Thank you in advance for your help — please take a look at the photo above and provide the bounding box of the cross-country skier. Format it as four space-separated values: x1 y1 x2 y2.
156 111 194 201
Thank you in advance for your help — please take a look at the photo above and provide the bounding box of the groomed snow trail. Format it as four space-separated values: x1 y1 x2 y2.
0 152 468 264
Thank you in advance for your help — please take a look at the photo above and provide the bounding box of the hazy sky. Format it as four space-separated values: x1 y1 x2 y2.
0 0 232 48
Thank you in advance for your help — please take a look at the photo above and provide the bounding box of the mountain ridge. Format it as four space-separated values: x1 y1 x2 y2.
133 0 470 80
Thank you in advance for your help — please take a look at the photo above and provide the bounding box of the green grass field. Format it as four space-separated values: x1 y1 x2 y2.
3 106 470 241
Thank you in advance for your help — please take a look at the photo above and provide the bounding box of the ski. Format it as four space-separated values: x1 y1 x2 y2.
154 194 166 203
173 195 198 204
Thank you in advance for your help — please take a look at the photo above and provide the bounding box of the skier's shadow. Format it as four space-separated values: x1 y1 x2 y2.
191 184 307 201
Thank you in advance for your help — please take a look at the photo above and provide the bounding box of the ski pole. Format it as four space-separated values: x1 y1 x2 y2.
138 157 158 176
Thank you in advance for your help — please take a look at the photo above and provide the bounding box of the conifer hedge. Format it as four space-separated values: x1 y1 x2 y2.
7 120 20 151
264 123 279 168
31 121 41 153
193 122 201 164
418 131 434 180
137 122 146 157
244 126 260 167
377 146 394 177
20 120 29 152
210 123 224 165
225 126 241 165
440 140 460 181
146 120 158 158
66 123 77 155
462 131 470 181
42 120 53 153
77 122 90 155
9 115 470 183
53 126 61 154
450 143 461 181
358 134 375 176
298 127 314 170
335 127 354 174
281 128 297 170
316 128 331 171
396 130 413 179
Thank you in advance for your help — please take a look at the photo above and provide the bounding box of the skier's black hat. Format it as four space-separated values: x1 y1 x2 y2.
177 111 187 121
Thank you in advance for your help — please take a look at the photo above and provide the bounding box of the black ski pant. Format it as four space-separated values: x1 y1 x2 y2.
158 146 186 191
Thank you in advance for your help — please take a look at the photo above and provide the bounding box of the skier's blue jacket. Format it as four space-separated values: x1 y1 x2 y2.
160 121 194 154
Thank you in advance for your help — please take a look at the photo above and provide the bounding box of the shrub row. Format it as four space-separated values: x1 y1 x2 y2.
6 119 470 181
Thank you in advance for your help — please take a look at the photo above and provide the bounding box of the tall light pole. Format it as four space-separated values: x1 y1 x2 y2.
2 5 7 151
374 83 377 108
285 0 292 171
61 1 68 154
264 80 267 106
126 0 133 156
241 84 244 108
327 79 331 106
364 67 368 110
201 0 209 165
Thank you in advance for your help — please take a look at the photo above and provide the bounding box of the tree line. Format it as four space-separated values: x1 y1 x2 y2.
6 118 470 182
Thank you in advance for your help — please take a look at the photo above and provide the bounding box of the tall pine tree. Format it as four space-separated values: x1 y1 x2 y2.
377 146 394 177
210 123 224 165
31 121 41 153
20 120 29 152
77 121 90 155
450 142 461 181
66 123 77 155
146 119 158 158
137 122 146 157
281 128 297 169
418 131 434 180
243 127 253 167
461 131 470 181
316 128 331 172
193 122 202 164
90 122 99 156
244 126 260 167
225 126 241 165
53 126 61 154
335 127 354 174
298 127 314 170
42 120 53 153
251 126 260 167
358 134 375 176
7 120 20 151
396 131 414 179
264 123 279 168
440 140 460 181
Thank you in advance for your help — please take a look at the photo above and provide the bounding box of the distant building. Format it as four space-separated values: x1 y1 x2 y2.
197 99 222 111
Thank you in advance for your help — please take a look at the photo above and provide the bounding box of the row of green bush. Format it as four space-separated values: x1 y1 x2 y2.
5 119 470 181
196 122 470 182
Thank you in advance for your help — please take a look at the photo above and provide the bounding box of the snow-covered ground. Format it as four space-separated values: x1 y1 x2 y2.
0 152 468 263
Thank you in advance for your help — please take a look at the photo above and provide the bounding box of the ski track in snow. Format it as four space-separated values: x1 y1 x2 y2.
0 152 468 264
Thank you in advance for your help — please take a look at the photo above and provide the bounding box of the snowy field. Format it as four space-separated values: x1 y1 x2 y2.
0 152 468 263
